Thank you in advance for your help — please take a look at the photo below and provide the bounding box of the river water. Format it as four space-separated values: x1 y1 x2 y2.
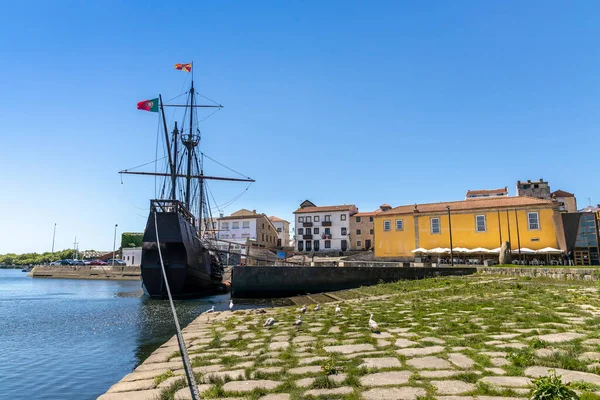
0 269 271 400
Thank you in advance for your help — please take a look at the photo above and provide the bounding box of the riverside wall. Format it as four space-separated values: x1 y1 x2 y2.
29 265 141 281
231 265 477 298
477 266 600 281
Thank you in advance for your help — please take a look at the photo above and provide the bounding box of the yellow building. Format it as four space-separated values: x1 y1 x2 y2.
374 196 560 258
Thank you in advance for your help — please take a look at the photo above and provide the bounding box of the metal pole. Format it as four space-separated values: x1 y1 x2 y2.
514 209 522 262
51 223 57 254
506 209 512 246
446 206 454 266
112 224 118 267
74 236 77 260
497 210 502 246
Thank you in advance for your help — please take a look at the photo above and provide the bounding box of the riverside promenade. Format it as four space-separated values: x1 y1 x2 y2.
98 275 600 400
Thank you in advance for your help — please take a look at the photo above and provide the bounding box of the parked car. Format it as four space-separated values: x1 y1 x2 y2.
62 259 76 265
49 260 65 266
106 259 126 266
73 260 85 266
89 259 108 266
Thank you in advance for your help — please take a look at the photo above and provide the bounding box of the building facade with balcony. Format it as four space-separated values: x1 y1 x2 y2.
293 200 358 252
517 179 551 199
551 190 577 213
349 204 392 250
217 209 279 249
269 216 290 248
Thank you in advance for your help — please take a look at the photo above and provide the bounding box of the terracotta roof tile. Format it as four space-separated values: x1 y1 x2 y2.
294 204 356 214
269 216 288 223
466 188 508 196
551 190 574 197
380 196 556 216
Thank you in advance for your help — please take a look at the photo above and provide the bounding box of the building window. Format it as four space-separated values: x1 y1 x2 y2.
314 227 319 234
325 240 331 248
395 219 403 231
242 233 250 238
242 221 250 228
357 240 362 247
357 229 361 235
314 216 320 222
298 216 304 223
262 223 265 228
262 233 264 241
232 234 236 238
341 214 346 221
324 228 331 235
298 241 303 251
431 218 440 234
383 220 391 231
222 222 229 229
324 215 331 222
476 215 486 232
298 228 304 235
370 216 373 222
306 228 312 235
370 229 374 234
341 227 347 236
212 222 216 229
277 227 282 233
232 222 239 229
528 212 540 230
306 216 311 223
306 241 312 251
356 216 361 222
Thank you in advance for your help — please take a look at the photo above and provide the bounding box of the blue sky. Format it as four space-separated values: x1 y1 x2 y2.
1 1 598 254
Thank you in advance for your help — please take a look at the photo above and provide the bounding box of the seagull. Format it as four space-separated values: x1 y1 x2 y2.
335 305 341 314
368 314 380 333
293 315 303 328
299 305 307 313
204 305 215 314
263 317 275 327
314 304 320 311
229 300 234 311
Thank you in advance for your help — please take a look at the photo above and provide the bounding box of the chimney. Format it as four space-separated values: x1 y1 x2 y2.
252 209 256 214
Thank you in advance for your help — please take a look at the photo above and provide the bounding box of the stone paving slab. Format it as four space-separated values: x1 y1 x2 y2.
97 389 163 400
287 365 322 375
222 379 279 392
395 338 419 348
304 387 354 396
362 387 426 400
536 332 586 343
323 343 376 354
448 353 475 369
202 369 246 383
107 379 156 393
360 371 411 386
397 346 445 357
479 376 532 388
295 377 316 388
432 380 477 395
360 357 402 369
525 366 600 385
258 394 291 400
173 384 213 399
406 356 452 369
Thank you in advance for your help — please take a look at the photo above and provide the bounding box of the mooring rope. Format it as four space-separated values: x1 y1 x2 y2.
154 212 200 399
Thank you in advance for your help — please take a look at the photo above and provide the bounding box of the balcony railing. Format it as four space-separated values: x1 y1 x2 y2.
303 234 313 239
321 221 332 226
303 222 313 227
321 234 332 239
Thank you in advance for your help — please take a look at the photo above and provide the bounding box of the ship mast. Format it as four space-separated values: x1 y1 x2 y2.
184 80 196 209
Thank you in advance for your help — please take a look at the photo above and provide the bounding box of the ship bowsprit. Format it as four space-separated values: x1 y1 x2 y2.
141 207 225 299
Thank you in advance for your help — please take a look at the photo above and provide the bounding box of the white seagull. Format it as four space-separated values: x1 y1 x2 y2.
299 305 307 313
335 304 341 314
368 314 380 333
263 317 275 327
229 300 234 311
204 305 215 314
314 304 320 311
293 315 303 328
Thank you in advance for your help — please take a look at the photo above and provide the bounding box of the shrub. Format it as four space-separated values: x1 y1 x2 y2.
530 370 578 400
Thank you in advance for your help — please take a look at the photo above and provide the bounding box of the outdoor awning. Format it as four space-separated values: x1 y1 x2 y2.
489 247 502 253
535 247 563 254
429 247 451 253
512 248 536 254
411 248 429 253
452 247 471 253
467 247 492 253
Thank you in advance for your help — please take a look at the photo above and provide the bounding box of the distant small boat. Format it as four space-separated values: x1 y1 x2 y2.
22 266 32 272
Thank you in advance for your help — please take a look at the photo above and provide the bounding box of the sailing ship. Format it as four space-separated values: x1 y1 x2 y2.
120 63 254 299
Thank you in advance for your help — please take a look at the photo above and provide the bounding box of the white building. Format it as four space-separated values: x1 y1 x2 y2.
465 188 508 199
293 200 358 252
122 247 142 266
269 216 290 248
217 209 278 249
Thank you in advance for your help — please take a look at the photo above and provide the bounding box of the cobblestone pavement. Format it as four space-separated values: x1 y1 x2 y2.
98 277 600 399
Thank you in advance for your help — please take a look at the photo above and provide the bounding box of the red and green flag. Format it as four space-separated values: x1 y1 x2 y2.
137 98 158 112
174 63 192 72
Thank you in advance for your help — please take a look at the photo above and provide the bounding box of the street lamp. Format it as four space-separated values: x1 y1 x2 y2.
112 224 118 267
51 223 57 255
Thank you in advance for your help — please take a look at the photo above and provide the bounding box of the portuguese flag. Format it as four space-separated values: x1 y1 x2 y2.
137 98 159 112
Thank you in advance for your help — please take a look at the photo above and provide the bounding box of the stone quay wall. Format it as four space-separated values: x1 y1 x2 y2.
476 266 600 281
231 266 477 298
29 265 141 281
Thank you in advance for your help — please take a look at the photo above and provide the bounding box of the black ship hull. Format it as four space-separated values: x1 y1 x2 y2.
141 208 224 299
